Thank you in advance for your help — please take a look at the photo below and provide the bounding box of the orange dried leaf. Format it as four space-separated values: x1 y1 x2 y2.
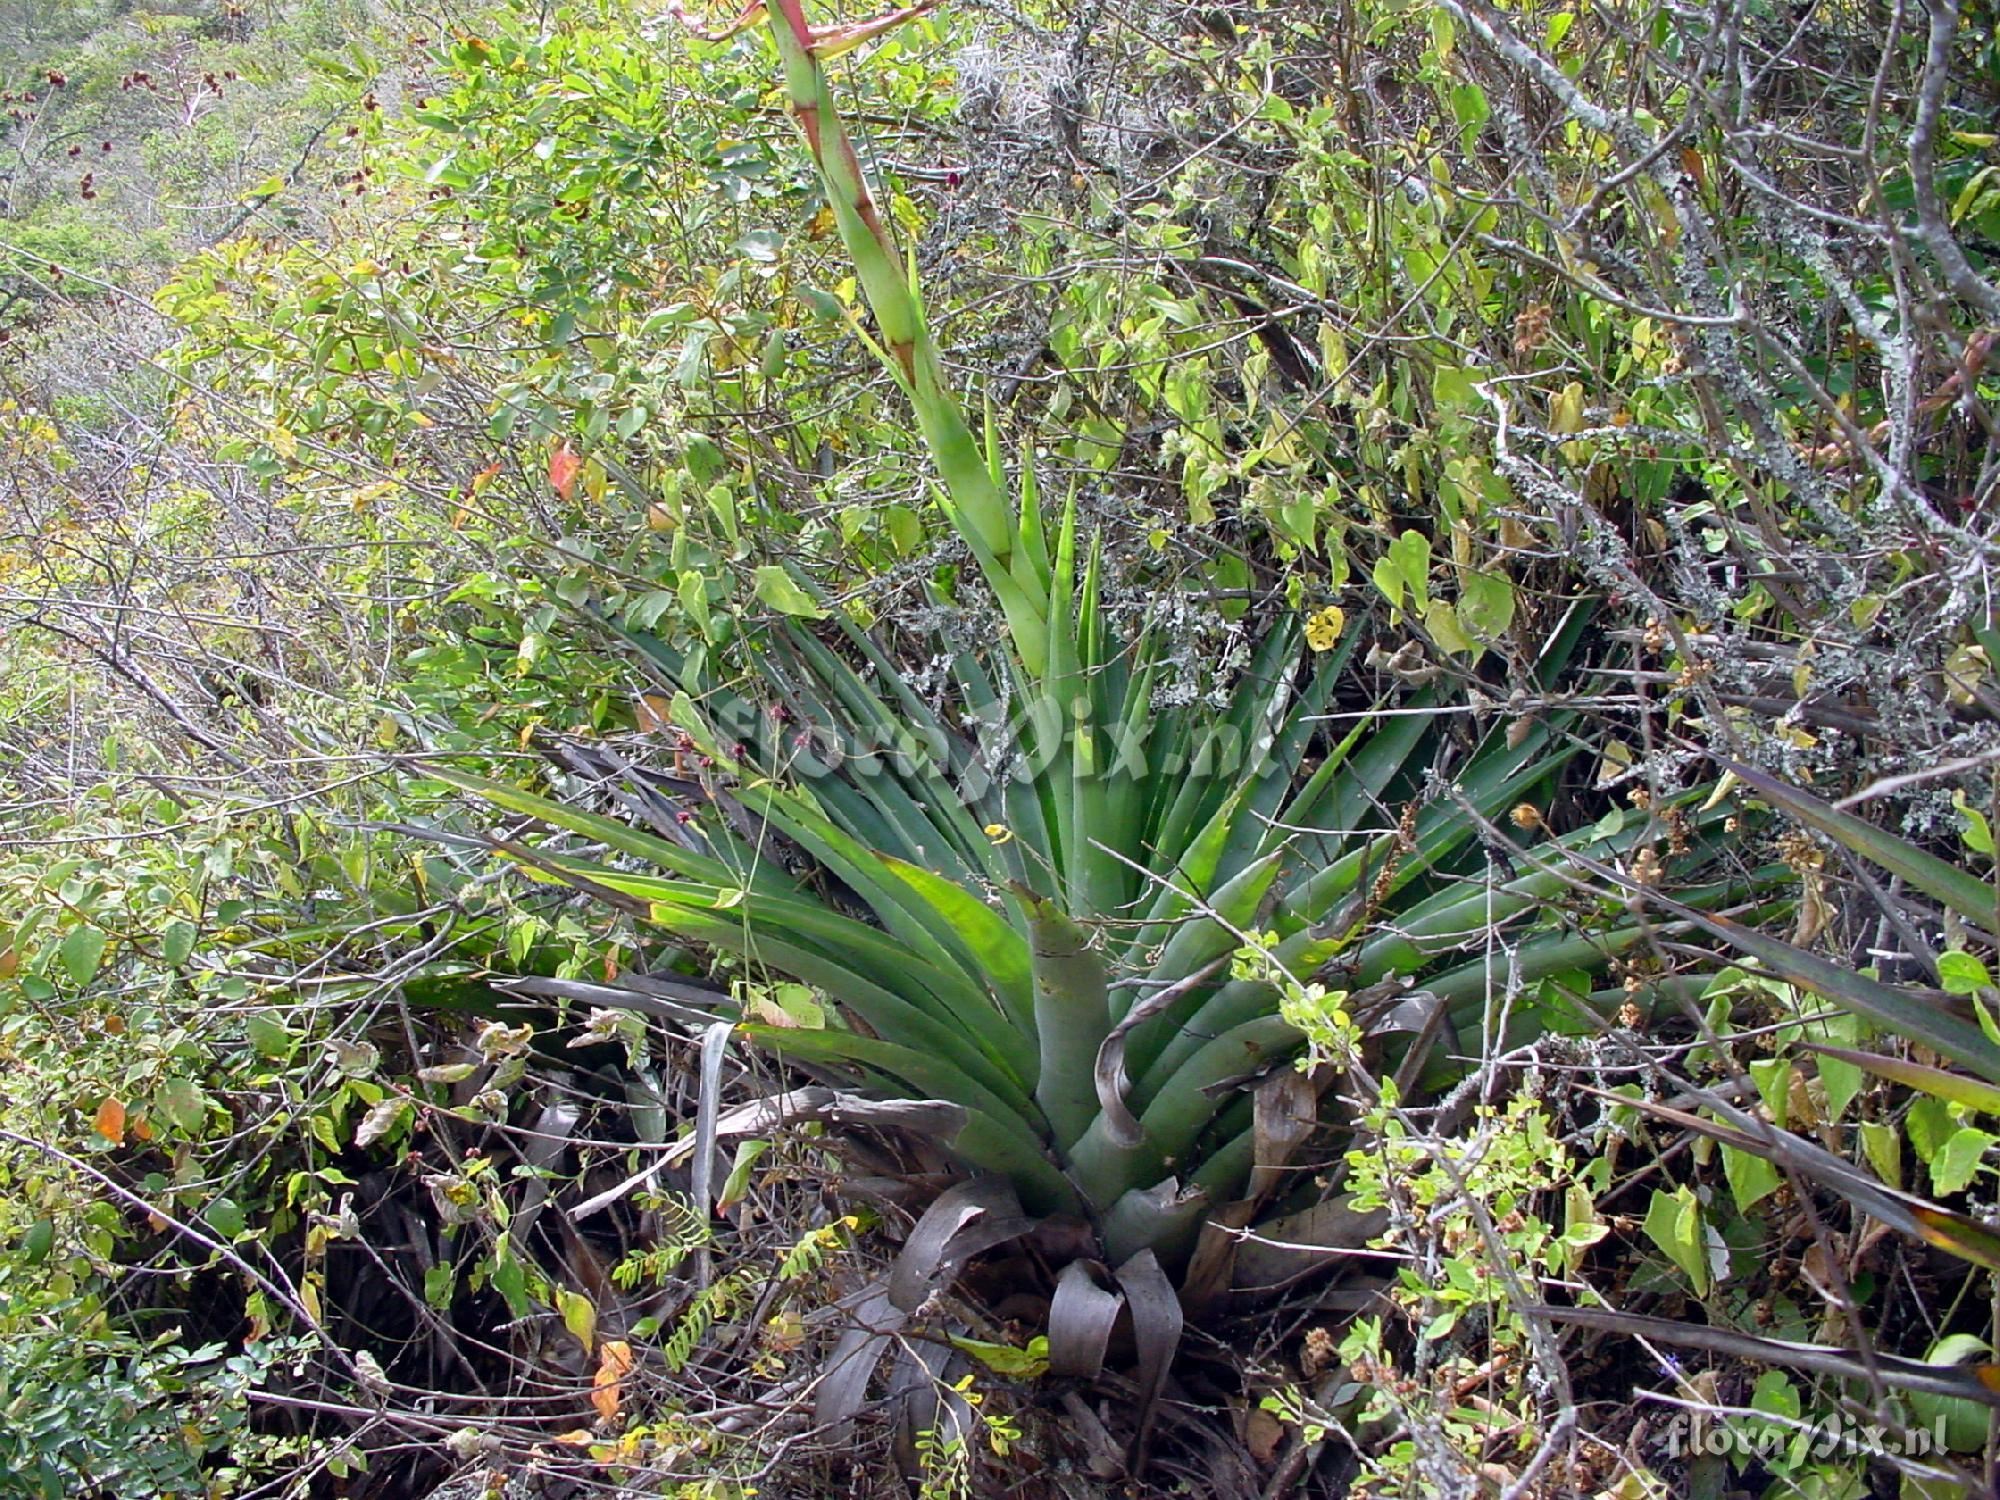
93 1097 126 1144
549 441 582 502
592 1339 634 1424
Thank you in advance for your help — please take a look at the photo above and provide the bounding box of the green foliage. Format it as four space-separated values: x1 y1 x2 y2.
1354 1092 1607 1343
0 1288 307 1498
1259 1092 1619 1495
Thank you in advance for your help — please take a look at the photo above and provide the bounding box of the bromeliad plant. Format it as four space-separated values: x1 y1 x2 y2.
431 0 1734 1349
439 538 1719 1259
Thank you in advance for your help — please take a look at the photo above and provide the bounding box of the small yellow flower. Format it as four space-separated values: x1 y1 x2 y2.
1305 605 1346 652
983 822 1015 845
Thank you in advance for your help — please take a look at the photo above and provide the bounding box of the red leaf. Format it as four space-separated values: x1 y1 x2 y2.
549 441 581 502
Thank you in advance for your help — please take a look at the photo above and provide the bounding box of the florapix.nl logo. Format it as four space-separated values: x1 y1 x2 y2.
1660 1408 1952 1463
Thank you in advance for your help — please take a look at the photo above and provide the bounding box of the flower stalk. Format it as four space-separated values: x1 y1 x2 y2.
758 0 1054 667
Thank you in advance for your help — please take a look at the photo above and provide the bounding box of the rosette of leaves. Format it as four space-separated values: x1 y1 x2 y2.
431 0 1742 1271
431 506 1730 1263
427 501 1750 1444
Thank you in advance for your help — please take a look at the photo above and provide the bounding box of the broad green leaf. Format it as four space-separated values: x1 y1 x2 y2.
19 1220 54 1264
310 1112 340 1154
1909 1335 1996 1452
749 984 823 1030
1371 529 1432 616
245 1012 294 1060
1940 950 1995 996
1910 1096 1955 1163
1448 83 1489 151
157 1077 208 1135
950 1334 1050 1378
327 1038 379 1077
1931 1127 1996 1195
204 1197 246 1241
1457 570 1515 640
1749 1058 1792 1129
1550 381 1586 434
1433 366 1479 411
1721 1144 1782 1214
718 1139 770 1212
1860 1118 1902 1186
491 1241 533 1318
1561 1183 1609 1273
1805 1017 1865 1119
1749 1370 1799 1422
59 927 108 987
1956 791 1996 856
751 565 828 619
1642 1185 1710 1295
1423 598 1478 655
161 919 197 967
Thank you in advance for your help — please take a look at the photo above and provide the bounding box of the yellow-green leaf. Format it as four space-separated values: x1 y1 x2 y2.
753 565 828 619
1642 1185 1710 1295
556 1286 597 1354
949 1333 1050 1379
